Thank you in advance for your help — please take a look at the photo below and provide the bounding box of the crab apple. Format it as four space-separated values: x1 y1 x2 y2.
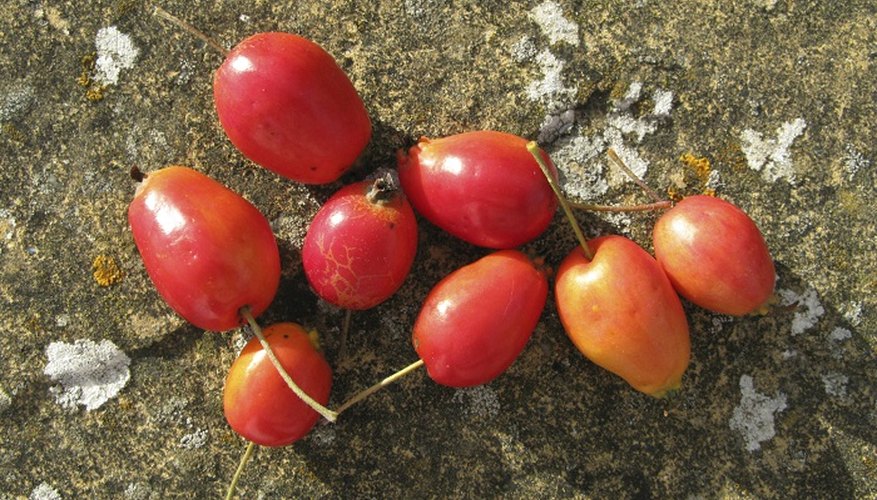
555 235 691 397
223 323 332 447
653 195 775 316
302 172 418 310
214 32 372 184
128 166 280 331
412 249 548 387
397 131 558 249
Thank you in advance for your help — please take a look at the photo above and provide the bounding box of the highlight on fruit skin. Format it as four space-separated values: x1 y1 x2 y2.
223 323 332 447
127 165 280 331
397 130 558 249
653 195 776 316
213 32 372 184
554 235 691 398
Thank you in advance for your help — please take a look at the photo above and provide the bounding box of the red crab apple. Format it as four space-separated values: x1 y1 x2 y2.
223 323 332 447
412 249 549 387
127 166 280 331
214 32 372 184
653 195 775 316
302 171 418 310
397 131 558 249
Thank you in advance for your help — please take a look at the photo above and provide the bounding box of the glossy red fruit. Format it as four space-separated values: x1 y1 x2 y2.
128 166 280 331
412 249 548 387
653 195 775 316
223 323 332 447
555 236 691 397
302 173 418 310
397 131 558 249
214 32 372 184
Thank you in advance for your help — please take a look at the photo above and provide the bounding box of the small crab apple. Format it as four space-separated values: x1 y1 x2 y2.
397 131 558 249
653 195 775 316
127 166 280 332
223 323 332 447
526 142 690 397
302 171 418 310
554 236 691 397
412 249 549 387
214 32 372 184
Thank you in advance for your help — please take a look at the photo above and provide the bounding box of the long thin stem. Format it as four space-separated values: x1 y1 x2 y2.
526 141 594 259
240 307 339 422
153 6 229 56
225 441 256 500
570 200 672 213
334 359 425 415
606 148 663 203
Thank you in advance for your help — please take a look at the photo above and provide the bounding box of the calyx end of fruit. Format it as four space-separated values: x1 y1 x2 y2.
366 168 401 205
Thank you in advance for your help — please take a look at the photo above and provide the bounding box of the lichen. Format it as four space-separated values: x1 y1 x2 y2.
680 152 717 196
92 254 123 286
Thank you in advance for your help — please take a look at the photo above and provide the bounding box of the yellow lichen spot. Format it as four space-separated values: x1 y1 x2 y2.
93 254 123 287
680 152 716 196
667 185 683 203
85 86 106 102
307 329 322 351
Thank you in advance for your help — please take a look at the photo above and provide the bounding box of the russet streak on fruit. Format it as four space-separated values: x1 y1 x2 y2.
128 166 280 331
653 195 775 316
412 250 548 387
555 235 691 397
214 32 371 184
223 323 332 447
398 131 558 249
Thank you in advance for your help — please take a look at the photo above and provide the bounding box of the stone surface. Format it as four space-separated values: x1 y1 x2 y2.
1 0 875 498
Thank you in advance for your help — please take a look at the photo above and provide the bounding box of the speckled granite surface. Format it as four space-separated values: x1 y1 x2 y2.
1 1 875 498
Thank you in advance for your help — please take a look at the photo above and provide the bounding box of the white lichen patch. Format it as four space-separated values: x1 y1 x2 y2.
843 144 870 181
29 482 61 500
841 301 863 327
729 375 787 452
778 288 825 335
740 118 807 183
526 48 577 111
95 26 139 86
529 1 579 46
44 339 131 411
821 372 849 398
179 428 209 449
551 134 610 201
451 385 501 419
0 83 35 122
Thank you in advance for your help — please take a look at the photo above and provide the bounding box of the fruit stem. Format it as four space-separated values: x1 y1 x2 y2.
240 307 339 423
365 169 401 205
334 359 425 415
153 6 229 56
606 149 664 203
225 440 256 500
526 141 594 260
570 200 672 213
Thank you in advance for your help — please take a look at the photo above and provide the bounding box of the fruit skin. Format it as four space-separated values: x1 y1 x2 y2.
128 166 280 331
214 32 372 184
412 249 548 387
223 323 332 447
555 236 690 397
397 131 558 249
653 195 775 316
302 176 418 310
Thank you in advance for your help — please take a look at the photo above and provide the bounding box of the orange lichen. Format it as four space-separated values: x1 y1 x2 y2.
679 152 716 196
93 254 123 286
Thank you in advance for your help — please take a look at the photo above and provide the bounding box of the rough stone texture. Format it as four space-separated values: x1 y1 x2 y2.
1 0 875 498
